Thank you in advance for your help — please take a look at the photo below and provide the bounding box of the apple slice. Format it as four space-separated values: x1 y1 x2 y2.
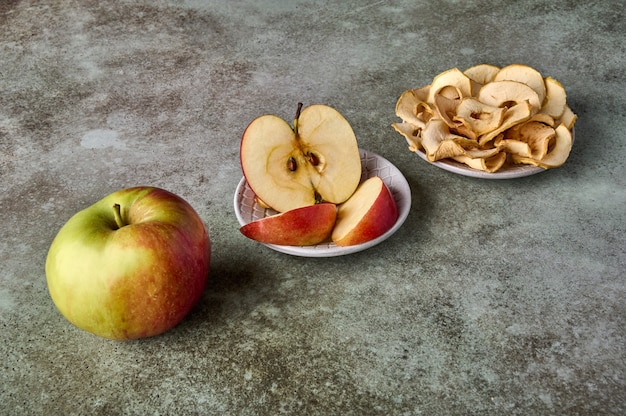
240 202 337 246
332 176 398 247
240 103 362 213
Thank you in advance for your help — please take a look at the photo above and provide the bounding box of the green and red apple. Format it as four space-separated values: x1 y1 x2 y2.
45 186 211 340
240 202 337 246
240 103 362 213
332 176 398 246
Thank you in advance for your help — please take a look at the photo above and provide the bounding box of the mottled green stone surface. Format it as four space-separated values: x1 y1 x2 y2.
1 1 624 414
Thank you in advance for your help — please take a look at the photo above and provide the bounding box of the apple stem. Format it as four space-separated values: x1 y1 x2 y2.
112 203 125 229
293 102 303 135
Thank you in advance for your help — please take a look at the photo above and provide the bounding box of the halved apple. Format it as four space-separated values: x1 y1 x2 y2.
240 203 337 246
240 103 362 213
332 176 398 247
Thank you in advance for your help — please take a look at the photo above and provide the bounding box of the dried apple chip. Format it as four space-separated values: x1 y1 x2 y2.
541 77 567 119
495 136 533 158
528 113 556 127
494 64 547 104
434 93 460 129
452 152 507 173
464 64 500 85
501 121 556 160
454 98 506 136
421 119 473 161
421 119 499 162
392 122 423 152
477 101 533 146
511 124 573 168
395 87 432 129
451 119 478 141
478 80 542 113
427 67 473 103
558 105 578 130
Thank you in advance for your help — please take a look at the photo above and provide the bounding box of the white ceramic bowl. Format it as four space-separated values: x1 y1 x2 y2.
234 149 412 257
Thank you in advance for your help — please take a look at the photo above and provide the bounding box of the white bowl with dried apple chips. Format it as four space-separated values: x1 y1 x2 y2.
392 63 578 178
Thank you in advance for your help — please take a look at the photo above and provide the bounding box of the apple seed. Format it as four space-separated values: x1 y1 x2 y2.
307 152 320 166
287 156 297 172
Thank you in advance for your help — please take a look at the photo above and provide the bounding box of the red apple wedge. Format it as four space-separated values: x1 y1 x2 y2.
332 176 398 246
240 203 337 246
240 103 362 213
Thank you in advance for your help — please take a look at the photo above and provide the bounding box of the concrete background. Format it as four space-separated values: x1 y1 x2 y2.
1 0 624 414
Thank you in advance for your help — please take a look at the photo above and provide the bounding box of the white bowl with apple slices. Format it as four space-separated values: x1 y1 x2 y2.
234 149 411 257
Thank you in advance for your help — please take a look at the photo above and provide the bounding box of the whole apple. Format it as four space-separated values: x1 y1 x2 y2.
45 187 211 340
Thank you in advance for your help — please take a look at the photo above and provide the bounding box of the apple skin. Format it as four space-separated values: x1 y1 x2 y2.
45 187 211 340
240 203 337 246
332 176 398 247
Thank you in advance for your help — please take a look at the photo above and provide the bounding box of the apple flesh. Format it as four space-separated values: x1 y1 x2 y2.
45 187 211 340
240 103 362 213
332 176 398 246
240 203 337 246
